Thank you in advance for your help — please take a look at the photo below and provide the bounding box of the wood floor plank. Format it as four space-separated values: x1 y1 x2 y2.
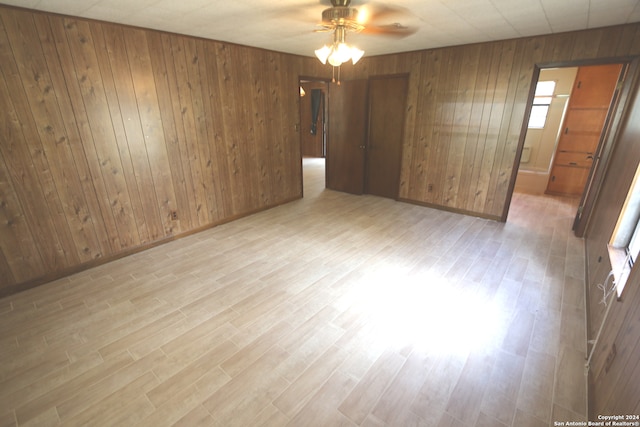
369 349 434 425
517 350 557 423
141 368 230 426
338 349 406 424
0 159 589 426
153 325 238 382
444 351 495 425
410 353 467 421
146 348 234 406
285 370 359 427
553 346 587 417
202 345 291 426
273 344 349 417
170 405 215 427
250 403 290 427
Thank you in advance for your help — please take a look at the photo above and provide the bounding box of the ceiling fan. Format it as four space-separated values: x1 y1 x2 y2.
312 0 416 69
315 0 416 38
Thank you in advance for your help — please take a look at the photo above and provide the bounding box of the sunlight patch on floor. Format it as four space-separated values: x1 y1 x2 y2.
347 263 507 357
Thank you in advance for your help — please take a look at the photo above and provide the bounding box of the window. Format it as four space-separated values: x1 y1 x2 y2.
528 80 556 128
609 163 640 297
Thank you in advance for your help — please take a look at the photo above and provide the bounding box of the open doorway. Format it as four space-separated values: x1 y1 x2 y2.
299 78 329 196
300 80 328 158
513 67 578 195
509 61 629 232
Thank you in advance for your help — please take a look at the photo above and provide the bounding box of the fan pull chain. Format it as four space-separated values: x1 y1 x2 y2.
331 66 342 85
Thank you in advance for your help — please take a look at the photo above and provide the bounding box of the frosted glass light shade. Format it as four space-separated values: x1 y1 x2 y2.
315 43 365 67
350 47 364 64
314 45 331 64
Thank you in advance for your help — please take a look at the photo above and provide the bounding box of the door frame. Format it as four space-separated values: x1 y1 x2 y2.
502 56 640 232
572 61 636 236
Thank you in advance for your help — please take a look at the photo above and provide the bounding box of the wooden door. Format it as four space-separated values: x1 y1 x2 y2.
547 64 623 196
326 79 368 194
365 75 408 199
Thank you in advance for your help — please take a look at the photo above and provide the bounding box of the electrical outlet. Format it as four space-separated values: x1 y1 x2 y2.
171 211 178 220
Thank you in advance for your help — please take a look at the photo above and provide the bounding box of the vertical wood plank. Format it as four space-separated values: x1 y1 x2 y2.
409 50 441 202
212 43 246 216
169 35 210 227
182 37 217 223
201 39 233 219
193 38 224 222
397 52 422 199
275 54 302 201
230 46 259 214
430 47 461 206
159 33 200 229
247 50 272 207
146 31 190 234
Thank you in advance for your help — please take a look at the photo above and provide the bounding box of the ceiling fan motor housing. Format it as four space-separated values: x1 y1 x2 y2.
321 6 362 31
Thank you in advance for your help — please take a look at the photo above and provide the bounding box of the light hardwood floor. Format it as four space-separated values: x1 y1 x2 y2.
0 158 588 427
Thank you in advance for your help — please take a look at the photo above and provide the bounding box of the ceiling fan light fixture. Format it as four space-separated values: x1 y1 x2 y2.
316 22 364 68
322 43 364 67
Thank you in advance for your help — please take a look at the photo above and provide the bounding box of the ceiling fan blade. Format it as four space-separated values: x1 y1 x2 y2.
357 2 413 26
361 23 418 38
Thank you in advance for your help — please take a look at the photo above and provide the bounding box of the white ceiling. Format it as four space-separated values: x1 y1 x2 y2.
2 0 640 58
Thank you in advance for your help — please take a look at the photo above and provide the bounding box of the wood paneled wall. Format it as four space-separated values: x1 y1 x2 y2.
348 24 640 220
0 5 325 294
